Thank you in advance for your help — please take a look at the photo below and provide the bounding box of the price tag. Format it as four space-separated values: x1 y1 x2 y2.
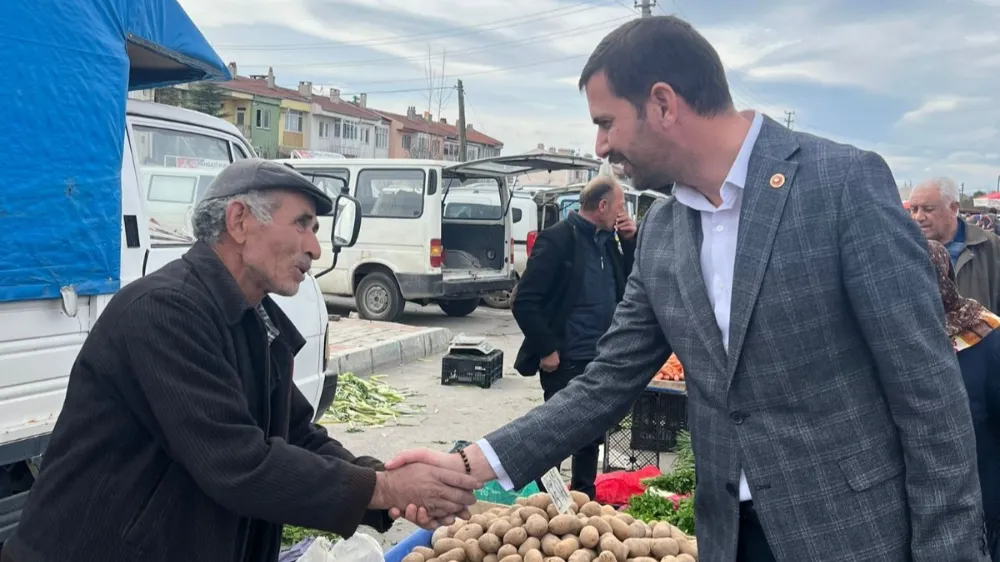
540 467 572 514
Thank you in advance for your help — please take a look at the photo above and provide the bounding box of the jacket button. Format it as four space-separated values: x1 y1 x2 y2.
729 411 746 425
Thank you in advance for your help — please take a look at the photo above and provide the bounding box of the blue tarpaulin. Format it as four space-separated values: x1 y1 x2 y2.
0 0 229 302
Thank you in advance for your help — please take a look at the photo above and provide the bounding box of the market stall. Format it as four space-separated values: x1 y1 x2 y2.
385 492 699 562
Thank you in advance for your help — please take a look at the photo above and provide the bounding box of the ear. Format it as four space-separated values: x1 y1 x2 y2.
225 200 251 244
648 82 678 125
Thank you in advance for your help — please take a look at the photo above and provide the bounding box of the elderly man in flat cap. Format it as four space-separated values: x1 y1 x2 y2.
1 160 480 562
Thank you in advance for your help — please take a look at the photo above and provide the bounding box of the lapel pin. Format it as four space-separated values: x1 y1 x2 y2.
769 173 785 188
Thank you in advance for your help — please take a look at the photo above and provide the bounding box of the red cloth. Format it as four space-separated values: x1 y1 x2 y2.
594 465 661 505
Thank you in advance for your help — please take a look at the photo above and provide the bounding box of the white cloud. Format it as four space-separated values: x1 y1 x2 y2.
899 97 968 123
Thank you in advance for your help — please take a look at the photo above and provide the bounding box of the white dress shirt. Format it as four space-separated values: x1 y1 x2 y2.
479 111 765 501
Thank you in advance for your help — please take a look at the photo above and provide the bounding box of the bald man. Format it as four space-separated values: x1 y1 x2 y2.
510 176 637 497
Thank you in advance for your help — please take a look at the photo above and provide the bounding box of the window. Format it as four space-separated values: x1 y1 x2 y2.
356 169 425 218
442 178 503 220
133 125 234 244
319 121 330 138
255 108 271 129
235 108 246 126
231 143 249 160
558 194 580 219
401 135 412 150
466 145 480 161
375 127 388 149
301 168 350 197
284 110 303 133
333 118 342 138
362 128 370 144
342 121 357 140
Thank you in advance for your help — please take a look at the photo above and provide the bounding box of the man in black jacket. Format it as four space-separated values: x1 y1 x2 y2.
1 160 479 562
511 176 636 498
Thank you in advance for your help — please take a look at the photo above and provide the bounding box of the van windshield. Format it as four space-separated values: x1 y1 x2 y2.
442 178 503 220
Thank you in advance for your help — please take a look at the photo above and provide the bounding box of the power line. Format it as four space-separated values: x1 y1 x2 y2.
329 52 590 88
337 85 454 97
217 1 609 51
237 16 632 70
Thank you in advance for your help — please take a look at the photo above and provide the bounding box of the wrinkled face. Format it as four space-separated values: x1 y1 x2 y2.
239 191 321 297
908 186 959 243
596 186 626 231
586 71 677 192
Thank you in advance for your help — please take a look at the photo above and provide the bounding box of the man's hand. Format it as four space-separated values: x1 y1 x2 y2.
384 447 498 528
540 351 560 372
615 212 637 240
369 462 481 527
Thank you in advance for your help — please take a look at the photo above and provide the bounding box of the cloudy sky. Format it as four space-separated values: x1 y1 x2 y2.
180 0 1000 193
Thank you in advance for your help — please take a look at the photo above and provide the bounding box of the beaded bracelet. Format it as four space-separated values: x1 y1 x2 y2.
457 448 472 475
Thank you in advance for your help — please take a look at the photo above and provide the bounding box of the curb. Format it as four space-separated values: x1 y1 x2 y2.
326 326 453 377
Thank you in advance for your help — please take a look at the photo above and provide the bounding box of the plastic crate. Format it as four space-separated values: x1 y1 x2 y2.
603 414 659 473
441 349 503 388
630 389 688 451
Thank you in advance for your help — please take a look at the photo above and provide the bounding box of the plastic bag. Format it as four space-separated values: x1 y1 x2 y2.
594 465 661 506
329 532 384 562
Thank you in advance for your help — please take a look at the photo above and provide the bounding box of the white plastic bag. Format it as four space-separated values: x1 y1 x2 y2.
328 532 384 562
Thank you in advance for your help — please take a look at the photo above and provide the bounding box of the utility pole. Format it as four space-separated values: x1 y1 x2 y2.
784 110 795 129
457 79 467 162
635 0 655 17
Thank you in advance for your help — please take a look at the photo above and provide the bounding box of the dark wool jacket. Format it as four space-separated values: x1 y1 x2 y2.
512 216 636 374
4 242 391 562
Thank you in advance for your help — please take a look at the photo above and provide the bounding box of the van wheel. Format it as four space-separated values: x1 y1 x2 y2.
355 273 404 322
438 298 479 317
482 290 511 309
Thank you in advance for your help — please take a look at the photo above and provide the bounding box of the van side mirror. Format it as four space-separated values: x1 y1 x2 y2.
512 208 523 223
315 192 362 278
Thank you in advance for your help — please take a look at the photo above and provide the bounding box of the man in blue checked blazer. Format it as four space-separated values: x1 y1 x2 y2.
388 16 992 562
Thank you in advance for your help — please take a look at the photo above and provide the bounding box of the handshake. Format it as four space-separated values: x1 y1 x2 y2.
368 448 488 530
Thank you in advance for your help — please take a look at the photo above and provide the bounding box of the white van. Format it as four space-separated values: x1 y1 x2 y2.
0 101 357 540
277 154 598 321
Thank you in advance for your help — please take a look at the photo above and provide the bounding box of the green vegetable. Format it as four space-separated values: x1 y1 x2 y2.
624 493 695 536
672 497 695 535
624 492 678 522
642 467 695 495
673 430 693 471
282 525 339 546
320 373 423 430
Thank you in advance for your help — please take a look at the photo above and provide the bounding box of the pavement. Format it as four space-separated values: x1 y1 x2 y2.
317 300 678 550
326 316 452 377
324 296 517 376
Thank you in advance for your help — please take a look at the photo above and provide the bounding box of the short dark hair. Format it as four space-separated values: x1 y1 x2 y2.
579 178 618 211
579 16 733 116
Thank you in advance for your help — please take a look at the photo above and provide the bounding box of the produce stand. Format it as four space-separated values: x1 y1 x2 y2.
384 495 699 562
602 378 688 473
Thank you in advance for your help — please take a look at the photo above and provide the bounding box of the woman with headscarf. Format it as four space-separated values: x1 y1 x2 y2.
928 239 1000 560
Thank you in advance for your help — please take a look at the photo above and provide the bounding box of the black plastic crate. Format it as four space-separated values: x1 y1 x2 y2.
630 389 688 451
441 349 503 388
602 414 660 473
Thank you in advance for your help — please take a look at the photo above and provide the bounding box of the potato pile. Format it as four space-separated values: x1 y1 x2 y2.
401 491 698 562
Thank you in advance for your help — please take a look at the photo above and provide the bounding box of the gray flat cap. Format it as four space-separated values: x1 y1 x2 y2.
200 159 333 215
